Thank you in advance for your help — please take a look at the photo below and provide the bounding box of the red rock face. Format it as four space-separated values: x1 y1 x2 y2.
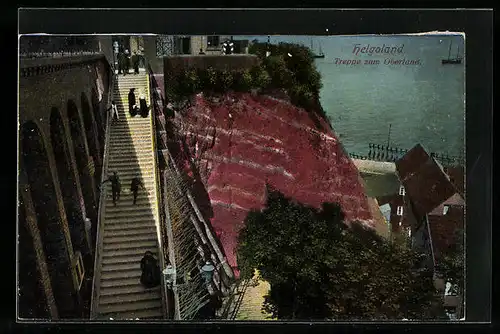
170 92 373 277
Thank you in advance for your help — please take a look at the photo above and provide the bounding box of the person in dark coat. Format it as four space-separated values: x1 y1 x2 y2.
101 171 121 205
123 49 130 75
133 52 140 74
130 176 146 204
128 88 137 117
139 94 150 118
140 251 161 288
117 51 124 74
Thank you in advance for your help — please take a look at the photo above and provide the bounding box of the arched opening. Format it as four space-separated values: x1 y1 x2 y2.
81 93 102 184
67 101 98 245
21 121 77 318
18 196 49 319
91 88 105 156
50 108 92 272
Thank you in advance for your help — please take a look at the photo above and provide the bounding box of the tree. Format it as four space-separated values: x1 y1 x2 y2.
237 187 445 320
263 55 295 88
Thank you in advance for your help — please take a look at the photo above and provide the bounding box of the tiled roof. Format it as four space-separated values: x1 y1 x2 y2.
444 165 465 196
402 159 458 218
395 143 430 182
396 144 460 219
427 206 464 261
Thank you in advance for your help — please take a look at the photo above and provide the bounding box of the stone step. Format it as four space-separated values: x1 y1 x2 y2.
104 218 156 227
99 276 142 289
103 233 157 245
97 307 164 320
102 261 141 273
102 180 155 189
107 156 154 164
100 284 161 297
110 126 152 132
105 203 156 214
104 201 156 210
102 199 156 208
102 253 158 266
101 169 155 178
102 226 157 238
108 141 153 148
103 167 155 176
98 300 163 317
114 87 149 90
110 123 151 129
105 210 156 221
102 239 157 251
100 267 142 281
106 161 154 168
99 289 162 306
103 218 157 230
107 149 153 155
108 131 153 137
109 135 154 142
104 210 156 220
102 247 158 259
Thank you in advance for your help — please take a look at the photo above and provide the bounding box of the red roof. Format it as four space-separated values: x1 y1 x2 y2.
444 165 465 196
396 145 459 218
427 206 464 261
170 93 373 276
395 144 430 182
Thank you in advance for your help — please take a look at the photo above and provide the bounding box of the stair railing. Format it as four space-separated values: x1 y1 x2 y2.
145 60 169 319
90 58 115 320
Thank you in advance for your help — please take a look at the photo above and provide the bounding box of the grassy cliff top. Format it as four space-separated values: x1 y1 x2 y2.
163 42 326 122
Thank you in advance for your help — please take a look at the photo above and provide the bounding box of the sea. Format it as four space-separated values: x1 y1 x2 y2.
239 34 465 158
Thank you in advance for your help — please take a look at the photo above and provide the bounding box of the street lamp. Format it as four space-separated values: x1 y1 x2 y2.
201 261 215 284
163 264 176 289
222 40 234 55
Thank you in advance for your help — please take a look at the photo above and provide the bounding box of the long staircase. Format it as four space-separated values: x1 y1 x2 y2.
91 72 164 319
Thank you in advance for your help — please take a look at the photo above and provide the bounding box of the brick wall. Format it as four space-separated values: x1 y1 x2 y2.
18 55 112 318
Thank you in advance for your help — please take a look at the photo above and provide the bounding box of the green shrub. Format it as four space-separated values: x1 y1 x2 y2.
199 67 218 91
251 66 271 89
218 69 234 93
233 69 254 91
178 68 200 95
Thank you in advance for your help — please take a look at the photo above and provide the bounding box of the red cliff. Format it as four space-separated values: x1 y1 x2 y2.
168 92 374 276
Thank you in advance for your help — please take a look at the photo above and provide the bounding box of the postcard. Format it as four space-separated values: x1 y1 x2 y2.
18 33 465 322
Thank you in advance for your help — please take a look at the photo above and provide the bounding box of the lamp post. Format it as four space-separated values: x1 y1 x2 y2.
113 41 119 72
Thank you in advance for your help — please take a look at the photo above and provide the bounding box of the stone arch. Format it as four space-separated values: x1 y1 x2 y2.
18 195 50 319
81 92 102 184
20 121 77 318
91 88 105 155
50 108 92 269
67 101 98 241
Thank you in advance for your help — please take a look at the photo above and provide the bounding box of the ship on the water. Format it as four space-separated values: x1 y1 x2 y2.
442 40 462 65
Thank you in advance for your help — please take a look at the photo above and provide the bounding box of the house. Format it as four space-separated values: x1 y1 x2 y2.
173 36 250 55
393 144 465 318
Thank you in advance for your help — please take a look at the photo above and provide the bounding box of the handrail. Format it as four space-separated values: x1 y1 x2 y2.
146 62 169 319
90 60 115 320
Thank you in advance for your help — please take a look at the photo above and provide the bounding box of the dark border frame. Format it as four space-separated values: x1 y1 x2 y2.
15 7 492 331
